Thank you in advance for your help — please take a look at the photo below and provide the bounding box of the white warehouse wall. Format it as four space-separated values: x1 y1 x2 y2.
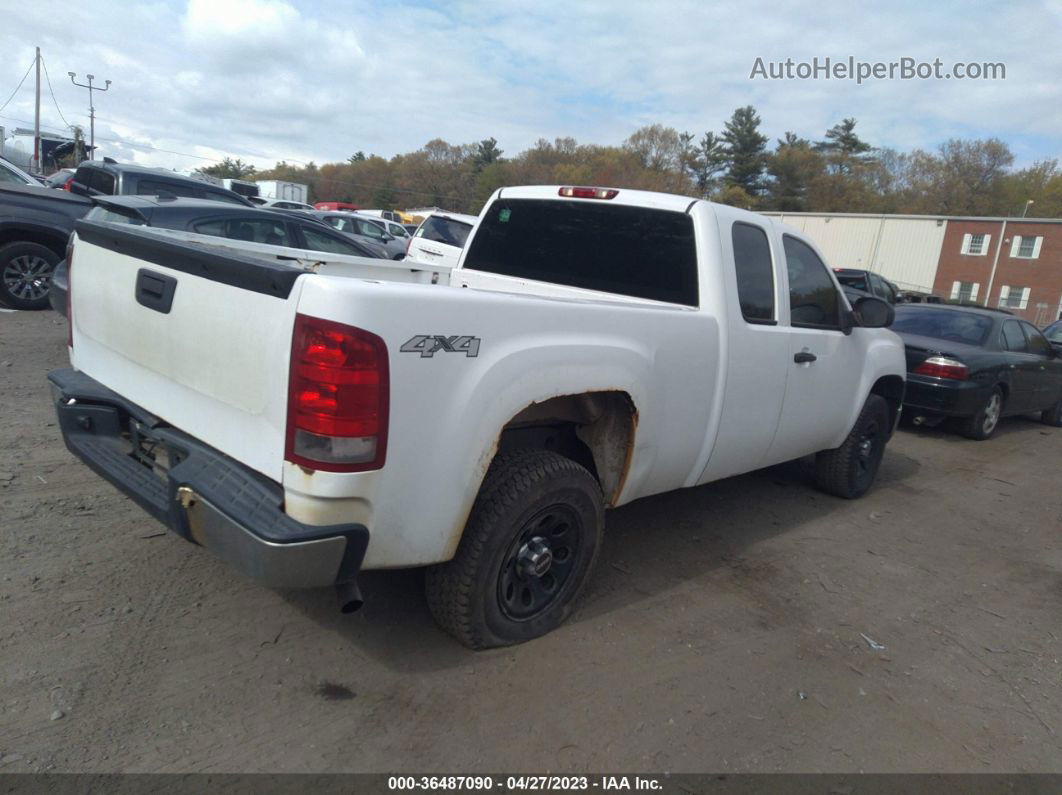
765 213 947 293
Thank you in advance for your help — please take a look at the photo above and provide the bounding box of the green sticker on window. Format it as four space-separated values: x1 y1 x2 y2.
498 208 511 222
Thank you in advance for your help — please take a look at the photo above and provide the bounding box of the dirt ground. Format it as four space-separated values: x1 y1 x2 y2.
1 308 1061 774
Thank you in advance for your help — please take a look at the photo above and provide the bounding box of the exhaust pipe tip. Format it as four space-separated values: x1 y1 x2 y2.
912 415 926 426
336 580 364 614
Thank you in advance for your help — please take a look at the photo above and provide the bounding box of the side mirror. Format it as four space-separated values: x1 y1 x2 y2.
852 296 895 328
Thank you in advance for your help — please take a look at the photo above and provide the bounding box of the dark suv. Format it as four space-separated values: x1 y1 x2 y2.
69 161 251 206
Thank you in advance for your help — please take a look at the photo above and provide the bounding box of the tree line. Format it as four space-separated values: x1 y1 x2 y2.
197 108 1062 218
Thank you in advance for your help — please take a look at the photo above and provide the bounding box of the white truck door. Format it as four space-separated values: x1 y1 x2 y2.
699 218 789 482
766 233 864 465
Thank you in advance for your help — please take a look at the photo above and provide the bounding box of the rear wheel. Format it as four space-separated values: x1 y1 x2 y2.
425 450 603 649
0 242 59 310
961 387 1003 440
814 395 889 499
1041 393 1062 427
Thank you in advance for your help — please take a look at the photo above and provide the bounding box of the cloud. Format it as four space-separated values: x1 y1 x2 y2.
0 0 1057 175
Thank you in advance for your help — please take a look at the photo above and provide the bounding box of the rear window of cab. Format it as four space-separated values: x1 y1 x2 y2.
462 199 698 306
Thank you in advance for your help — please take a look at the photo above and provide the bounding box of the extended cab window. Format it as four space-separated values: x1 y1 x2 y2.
464 199 698 306
731 222 775 323
783 235 841 329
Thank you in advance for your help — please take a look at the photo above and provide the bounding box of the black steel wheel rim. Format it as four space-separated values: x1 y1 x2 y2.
497 504 583 621
855 418 881 481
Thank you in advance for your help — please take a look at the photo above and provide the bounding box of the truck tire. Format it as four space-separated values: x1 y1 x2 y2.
960 387 1004 440
1041 393 1062 427
425 449 603 649
0 241 59 310
814 394 889 499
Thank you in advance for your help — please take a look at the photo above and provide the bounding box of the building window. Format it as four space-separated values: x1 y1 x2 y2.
1010 235 1042 259
949 281 980 302
961 233 990 255
999 285 1030 310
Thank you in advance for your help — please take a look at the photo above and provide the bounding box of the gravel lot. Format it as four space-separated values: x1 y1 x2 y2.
1 309 1061 773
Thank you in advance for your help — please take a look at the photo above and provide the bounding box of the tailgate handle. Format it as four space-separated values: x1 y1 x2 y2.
135 269 177 314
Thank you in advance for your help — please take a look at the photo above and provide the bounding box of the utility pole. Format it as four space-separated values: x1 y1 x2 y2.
68 71 111 160
33 47 40 174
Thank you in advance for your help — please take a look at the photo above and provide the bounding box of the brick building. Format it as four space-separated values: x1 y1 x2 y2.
932 218 1061 325
764 212 1062 325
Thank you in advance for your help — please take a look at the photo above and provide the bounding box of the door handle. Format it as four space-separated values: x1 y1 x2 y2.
794 351 817 364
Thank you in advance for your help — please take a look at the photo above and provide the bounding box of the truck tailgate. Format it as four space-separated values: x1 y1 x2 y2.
69 221 304 481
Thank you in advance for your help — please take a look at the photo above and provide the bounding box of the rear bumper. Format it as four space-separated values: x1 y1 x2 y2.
47 368 368 589
903 374 988 418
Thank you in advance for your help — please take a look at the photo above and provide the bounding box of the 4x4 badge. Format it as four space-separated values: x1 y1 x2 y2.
400 335 481 358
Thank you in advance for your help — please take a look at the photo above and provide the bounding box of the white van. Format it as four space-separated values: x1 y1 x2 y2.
405 211 478 269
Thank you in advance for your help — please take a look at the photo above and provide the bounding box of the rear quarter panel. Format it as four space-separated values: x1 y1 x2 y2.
287 277 719 568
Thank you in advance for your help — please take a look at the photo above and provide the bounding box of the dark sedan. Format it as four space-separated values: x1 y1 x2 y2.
50 195 389 315
892 304 1062 439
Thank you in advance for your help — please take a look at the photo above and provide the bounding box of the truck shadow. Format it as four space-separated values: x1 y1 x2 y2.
280 449 921 672
896 413 1051 443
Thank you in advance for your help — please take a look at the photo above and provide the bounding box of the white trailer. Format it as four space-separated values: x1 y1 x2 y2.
254 180 308 203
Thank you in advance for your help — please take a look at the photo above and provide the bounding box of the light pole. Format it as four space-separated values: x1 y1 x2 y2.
68 72 111 160
1021 199 1034 218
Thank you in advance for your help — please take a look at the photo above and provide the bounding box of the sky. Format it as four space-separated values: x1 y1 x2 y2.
1 0 1060 174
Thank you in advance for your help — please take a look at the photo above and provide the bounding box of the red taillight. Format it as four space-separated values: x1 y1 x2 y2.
285 314 389 472
65 233 74 348
558 186 618 200
62 176 73 191
913 356 969 381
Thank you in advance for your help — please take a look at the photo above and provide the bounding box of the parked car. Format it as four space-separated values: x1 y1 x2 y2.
361 215 412 244
0 182 91 309
0 156 43 187
48 196 390 317
51 184 904 648
1043 319 1062 346
43 168 76 190
405 211 478 269
358 208 403 223
248 196 316 211
833 268 903 304
308 211 406 259
69 161 252 205
402 223 419 236
892 304 1062 439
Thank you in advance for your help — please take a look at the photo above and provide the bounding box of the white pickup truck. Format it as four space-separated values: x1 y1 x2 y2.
50 185 905 648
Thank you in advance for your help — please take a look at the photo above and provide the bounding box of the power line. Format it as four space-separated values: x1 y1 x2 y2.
39 55 71 129
0 56 36 115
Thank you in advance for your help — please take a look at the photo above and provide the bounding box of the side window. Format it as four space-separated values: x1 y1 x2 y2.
326 217 355 234
1001 320 1027 352
731 222 775 323
390 224 408 238
193 217 291 246
356 219 387 239
868 274 886 299
89 169 116 195
783 235 841 329
300 225 364 255
1020 322 1053 357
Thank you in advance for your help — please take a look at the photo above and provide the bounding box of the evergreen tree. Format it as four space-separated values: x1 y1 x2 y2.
721 106 768 195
